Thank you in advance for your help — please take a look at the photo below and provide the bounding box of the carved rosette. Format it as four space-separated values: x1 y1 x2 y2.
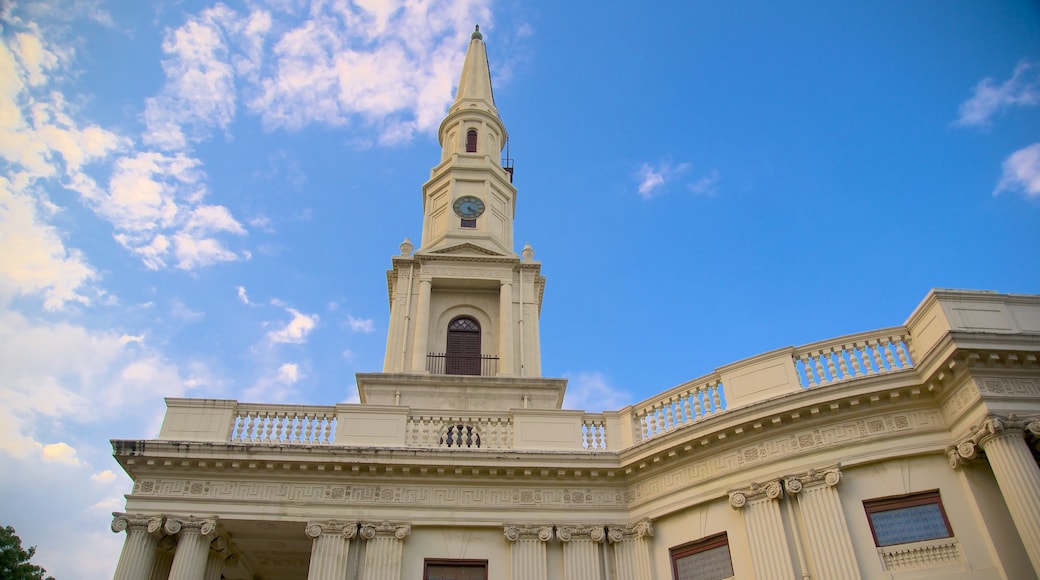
785 466 842 494
948 414 1040 469
606 519 653 544
729 479 784 509
503 525 553 542
556 525 606 543
305 520 359 539
164 516 217 537
359 521 410 541
111 513 164 535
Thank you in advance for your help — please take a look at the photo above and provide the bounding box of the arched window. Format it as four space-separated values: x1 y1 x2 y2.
446 316 481 375
465 129 478 153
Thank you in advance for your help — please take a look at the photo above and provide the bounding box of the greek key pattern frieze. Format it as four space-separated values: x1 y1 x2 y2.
976 377 1040 397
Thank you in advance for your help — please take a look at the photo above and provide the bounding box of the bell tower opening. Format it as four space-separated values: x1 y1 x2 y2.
465 129 478 152
446 316 481 375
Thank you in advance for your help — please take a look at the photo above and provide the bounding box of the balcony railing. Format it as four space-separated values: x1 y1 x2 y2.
426 353 499 376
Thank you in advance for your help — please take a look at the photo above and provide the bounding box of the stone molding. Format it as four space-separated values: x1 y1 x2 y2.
305 520 359 539
948 414 1040 468
111 513 164 535
164 516 218 537
556 525 606 543
729 479 783 509
784 465 842 494
359 521 411 541
606 519 653 543
503 525 553 542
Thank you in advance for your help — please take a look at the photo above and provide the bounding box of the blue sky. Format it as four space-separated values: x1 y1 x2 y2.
1 1 1038 577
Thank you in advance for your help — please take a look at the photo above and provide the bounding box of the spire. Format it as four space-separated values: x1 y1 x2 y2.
452 25 497 116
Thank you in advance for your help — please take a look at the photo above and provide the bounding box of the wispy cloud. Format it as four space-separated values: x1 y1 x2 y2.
562 371 633 412
267 307 319 344
346 315 375 333
954 60 1040 128
636 160 720 200
994 142 1040 199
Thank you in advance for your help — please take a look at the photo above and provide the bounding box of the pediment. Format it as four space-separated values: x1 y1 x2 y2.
429 242 506 257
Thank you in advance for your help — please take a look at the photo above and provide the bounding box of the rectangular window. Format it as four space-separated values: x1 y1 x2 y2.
670 532 733 580
863 490 953 547
460 218 476 228
423 559 488 580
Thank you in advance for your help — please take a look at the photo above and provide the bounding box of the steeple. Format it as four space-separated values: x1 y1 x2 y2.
419 25 515 257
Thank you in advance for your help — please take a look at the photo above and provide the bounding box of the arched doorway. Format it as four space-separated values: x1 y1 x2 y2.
446 316 481 375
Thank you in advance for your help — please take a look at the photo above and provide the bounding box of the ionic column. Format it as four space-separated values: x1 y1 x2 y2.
557 525 605 580
504 525 553 580
607 520 653 580
410 279 432 372
729 480 796 580
785 466 860 580
359 521 410 580
111 513 164 580
950 416 1040 576
149 536 176 580
165 517 218 580
306 520 358 580
498 280 514 376
203 535 233 580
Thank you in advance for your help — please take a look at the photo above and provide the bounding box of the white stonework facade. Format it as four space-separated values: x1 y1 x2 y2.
111 28 1040 580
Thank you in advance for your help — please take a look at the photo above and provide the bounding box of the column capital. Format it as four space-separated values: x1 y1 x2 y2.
359 521 410 541
729 479 783 508
503 524 553 542
305 520 358 540
606 519 653 544
784 465 842 494
164 516 218 537
948 414 1040 468
556 525 606 543
111 513 164 535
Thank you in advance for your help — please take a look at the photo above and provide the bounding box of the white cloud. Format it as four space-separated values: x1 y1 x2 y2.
636 161 690 199
562 371 633 412
955 60 1040 128
90 469 117 483
277 362 300 384
268 307 318 344
237 285 252 304
347 315 375 333
994 142 1040 199
688 169 720 197
41 441 80 465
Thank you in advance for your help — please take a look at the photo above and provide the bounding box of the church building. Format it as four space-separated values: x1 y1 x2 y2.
110 27 1040 580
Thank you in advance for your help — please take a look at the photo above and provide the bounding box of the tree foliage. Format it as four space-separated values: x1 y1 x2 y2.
0 525 54 580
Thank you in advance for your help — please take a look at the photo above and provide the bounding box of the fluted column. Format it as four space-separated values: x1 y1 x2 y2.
203 535 232 580
498 280 514 376
165 517 218 580
557 525 605 580
785 466 860 580
607 520 653 580
410 279 432 372
504 525 553 580
148 536 176 580
306 520 358 580
360 521 410 580
729 480 796 580
112 513 164 580
950 415 1040 575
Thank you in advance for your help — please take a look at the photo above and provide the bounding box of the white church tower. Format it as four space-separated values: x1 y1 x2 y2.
358 26 566 411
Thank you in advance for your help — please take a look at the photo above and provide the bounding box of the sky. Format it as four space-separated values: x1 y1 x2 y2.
0 0 1038 577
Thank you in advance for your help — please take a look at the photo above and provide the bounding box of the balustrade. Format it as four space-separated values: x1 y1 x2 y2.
231 404 337 444
405 413 513 449
634 376 726 441
582 414 607 450
794 327 913 388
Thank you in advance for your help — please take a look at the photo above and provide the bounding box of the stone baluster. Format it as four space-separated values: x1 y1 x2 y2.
504 525 553 580
729 480 796 580
148 536 176 580
112 513 164 580
306 520 358 580
557 525 606 580
607 519 653 580
785 466 861 580
359 521 410 580
165 517 218 580
949 415 1040 576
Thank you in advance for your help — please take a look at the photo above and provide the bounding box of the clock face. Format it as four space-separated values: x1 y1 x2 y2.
452 195 486 219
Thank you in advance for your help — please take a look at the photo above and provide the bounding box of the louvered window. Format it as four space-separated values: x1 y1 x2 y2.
446 317 481 375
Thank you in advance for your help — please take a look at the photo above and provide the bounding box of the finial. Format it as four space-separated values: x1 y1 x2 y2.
521 243 534 261
471 25 482 40
400 237 414 256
